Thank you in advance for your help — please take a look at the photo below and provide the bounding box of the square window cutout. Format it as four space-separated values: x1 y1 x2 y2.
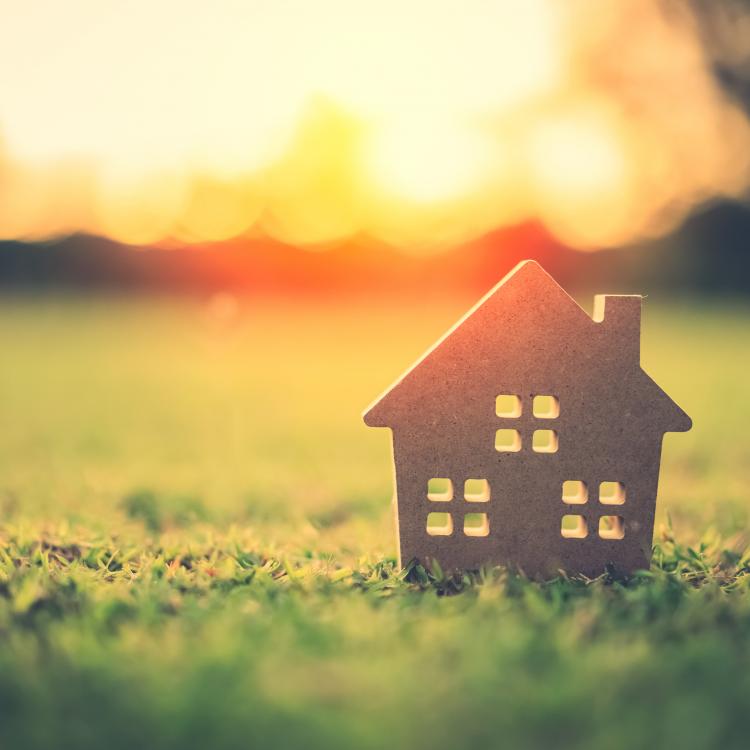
496 394 522 418
561 514 587 539
532 429 558 453
426 512 453 536
495 429 521 452
599 481 626 505
427 478 453 502
533 395 560 419
562 480 588 504
464 513 489 537
599 515 624 540
464 479 490 502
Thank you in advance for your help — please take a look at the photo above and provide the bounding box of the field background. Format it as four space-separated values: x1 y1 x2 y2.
0 293 748 749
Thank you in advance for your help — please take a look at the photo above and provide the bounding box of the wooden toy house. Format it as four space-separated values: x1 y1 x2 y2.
363 260 691 577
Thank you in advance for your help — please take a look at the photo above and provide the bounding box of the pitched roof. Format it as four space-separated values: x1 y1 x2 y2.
363 260 691 433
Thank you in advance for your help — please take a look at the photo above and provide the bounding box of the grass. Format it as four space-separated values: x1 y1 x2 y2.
0 292 748 749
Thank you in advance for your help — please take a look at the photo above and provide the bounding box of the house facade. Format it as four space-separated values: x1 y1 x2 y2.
363 261 691 578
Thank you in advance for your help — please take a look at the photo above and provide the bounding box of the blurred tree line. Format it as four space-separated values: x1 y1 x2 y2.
0 199 747 297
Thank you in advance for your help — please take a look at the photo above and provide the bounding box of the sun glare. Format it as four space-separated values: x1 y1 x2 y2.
367 120 494 204
526 106 637 247
529 111 626 200
0 0 749 249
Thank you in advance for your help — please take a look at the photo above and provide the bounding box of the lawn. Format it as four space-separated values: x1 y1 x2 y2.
0 292 748 750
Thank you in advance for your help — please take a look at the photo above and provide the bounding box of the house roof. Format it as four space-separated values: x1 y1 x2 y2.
363 260 692 433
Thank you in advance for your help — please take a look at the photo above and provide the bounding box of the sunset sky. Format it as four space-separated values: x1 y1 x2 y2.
1 0 749 250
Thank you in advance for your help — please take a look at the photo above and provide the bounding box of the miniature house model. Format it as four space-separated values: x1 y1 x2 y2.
363 261 691 578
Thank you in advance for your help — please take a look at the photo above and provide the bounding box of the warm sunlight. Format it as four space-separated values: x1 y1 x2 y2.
366 119 496 204
526 104 633 247
1 0 749 249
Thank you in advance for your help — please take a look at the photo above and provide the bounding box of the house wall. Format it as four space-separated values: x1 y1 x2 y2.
390 380 667 578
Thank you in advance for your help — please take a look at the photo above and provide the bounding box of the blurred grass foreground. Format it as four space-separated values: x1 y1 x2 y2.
0 294 749 750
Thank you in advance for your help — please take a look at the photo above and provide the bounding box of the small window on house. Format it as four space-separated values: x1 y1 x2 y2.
427 478 453 502
562 480 588 504
496 394 522 418
426 512 453 536
533 395 560 419
464 479 490 502
599 515 624 540
561 514 587 539
464 513 489 537
599 481 626 505
495 429 521 452
532 429 558 453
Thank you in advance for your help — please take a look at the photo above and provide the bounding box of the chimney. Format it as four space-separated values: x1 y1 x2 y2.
592 294 642 363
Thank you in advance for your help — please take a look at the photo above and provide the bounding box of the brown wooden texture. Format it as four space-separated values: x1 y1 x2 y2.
363 260 691 578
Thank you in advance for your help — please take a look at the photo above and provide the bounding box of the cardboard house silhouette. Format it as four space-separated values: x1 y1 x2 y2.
363 260 691 578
